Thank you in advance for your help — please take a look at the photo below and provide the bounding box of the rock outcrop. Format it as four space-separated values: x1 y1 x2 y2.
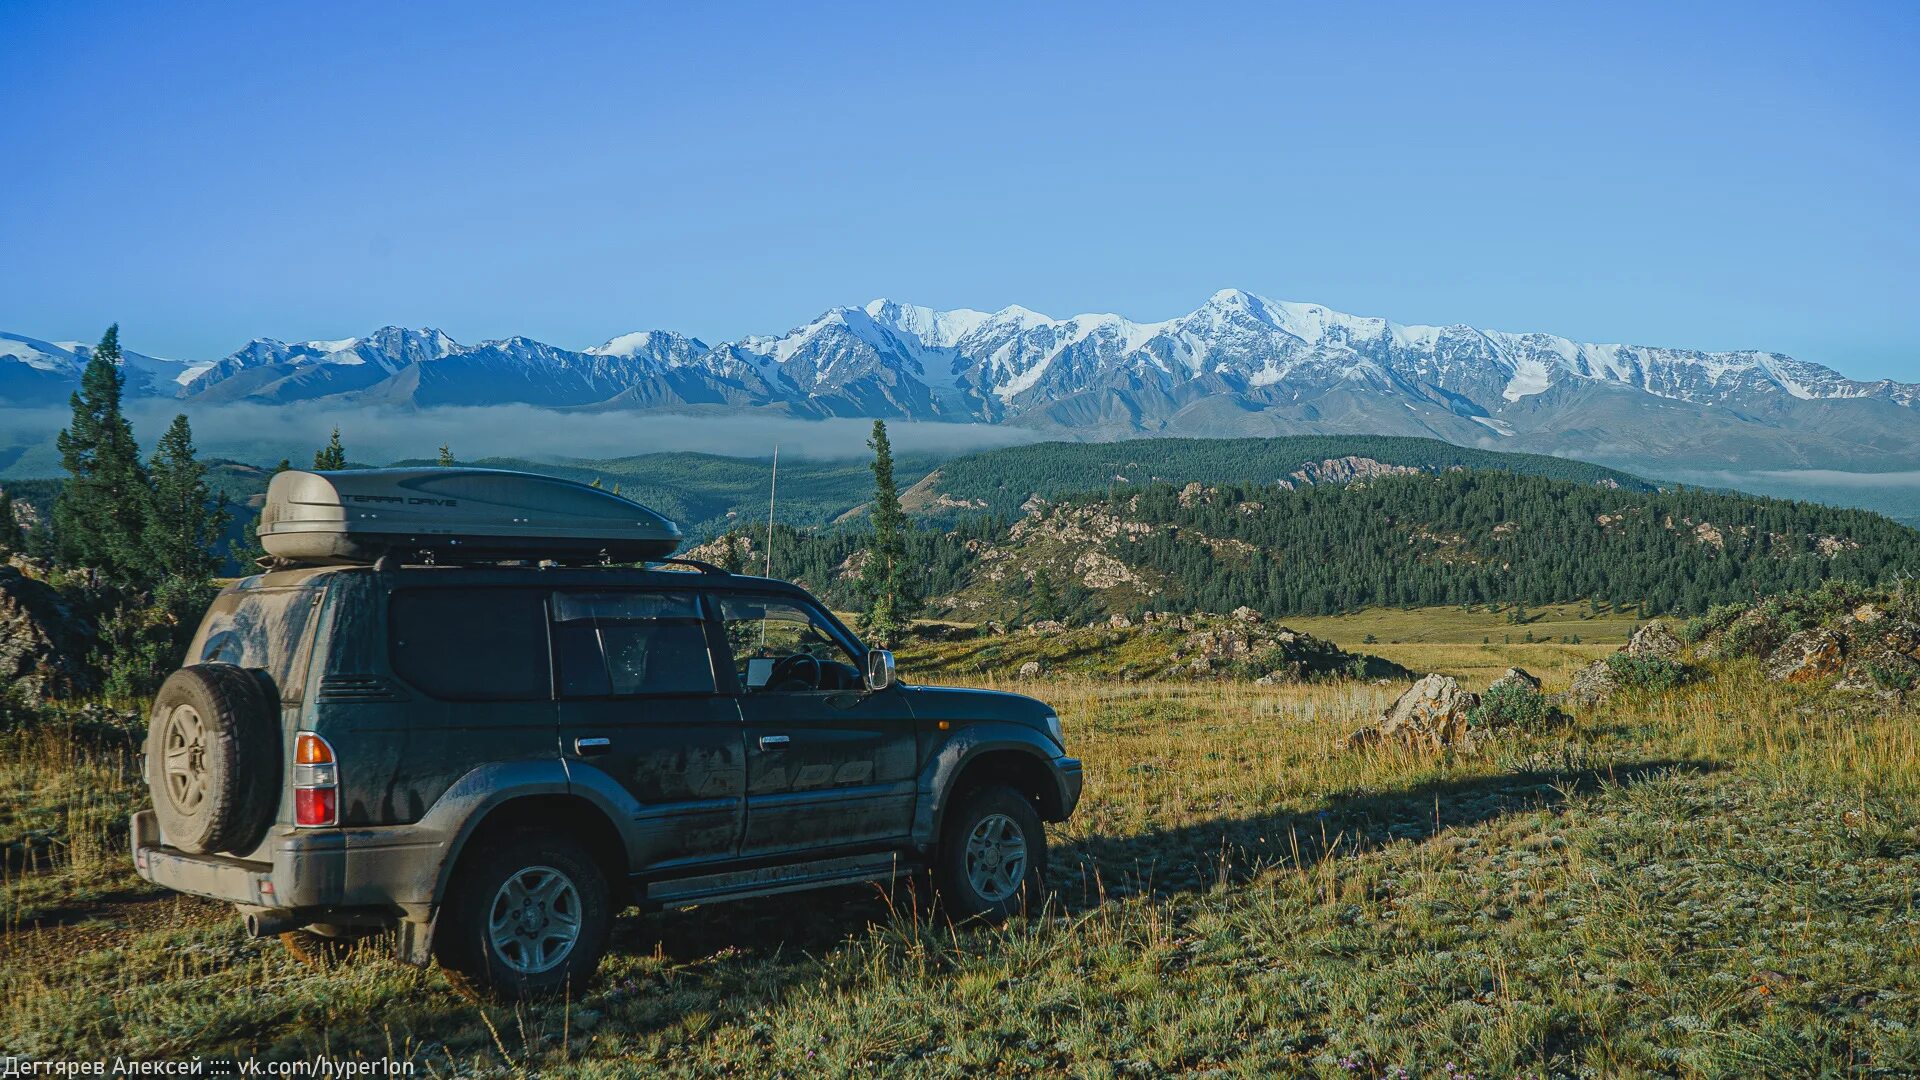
1350 674 1480 750
1486 667 1542 695
0 566 97 698
1764 628 1846 683
1624 621 1684 661
1567 658 1623 707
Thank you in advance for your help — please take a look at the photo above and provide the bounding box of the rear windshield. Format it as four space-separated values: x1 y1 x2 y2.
190 586 322 697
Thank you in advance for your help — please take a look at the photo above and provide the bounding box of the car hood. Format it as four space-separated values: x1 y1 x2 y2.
902 684 1056 729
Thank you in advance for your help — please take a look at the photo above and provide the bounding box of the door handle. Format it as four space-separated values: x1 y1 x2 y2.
758 735 791 751
574 737 611 756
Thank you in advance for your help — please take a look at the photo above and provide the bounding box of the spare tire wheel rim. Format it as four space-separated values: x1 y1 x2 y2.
964 813 1028 902
487 866 582 974
160 704 210 813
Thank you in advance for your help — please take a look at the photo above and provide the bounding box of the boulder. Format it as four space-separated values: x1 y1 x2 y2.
1016 660 1043 679
0 566 98 699
1567 659 1621 707
1353 674 1480 750
1624 621 1684 661
1876 619 1920 659
1230 606 1262 624
1764 628 1845 683
1486 667 1542 695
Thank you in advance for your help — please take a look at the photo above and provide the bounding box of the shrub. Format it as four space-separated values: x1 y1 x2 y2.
1866 660 1919 693
99 576 217 700
1680 601 1747 644
1469 681 1559 732
1605 652 1690 693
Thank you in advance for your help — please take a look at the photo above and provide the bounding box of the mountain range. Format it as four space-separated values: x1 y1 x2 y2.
6 290 1917 472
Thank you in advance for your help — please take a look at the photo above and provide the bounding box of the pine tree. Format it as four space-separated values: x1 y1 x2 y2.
856 420 917 646
437 444 455 466
144 414 229 581
53 325 151 581
0 488 23 554
313 428 347 471
719 530 746 574
236 458 293 567
1028 566 1062 624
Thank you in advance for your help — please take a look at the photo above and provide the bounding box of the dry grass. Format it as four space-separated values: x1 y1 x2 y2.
2 667 1916 1075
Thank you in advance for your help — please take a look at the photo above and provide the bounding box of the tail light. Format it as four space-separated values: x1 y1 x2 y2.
293 731 339 827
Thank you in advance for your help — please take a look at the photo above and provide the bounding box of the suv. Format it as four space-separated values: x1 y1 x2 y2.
132 561 1081 998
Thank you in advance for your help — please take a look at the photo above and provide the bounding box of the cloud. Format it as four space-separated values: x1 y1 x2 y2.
0 402 1056 476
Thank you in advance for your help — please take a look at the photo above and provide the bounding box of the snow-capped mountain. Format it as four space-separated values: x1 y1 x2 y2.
0 331 207 404
6 292 1916 471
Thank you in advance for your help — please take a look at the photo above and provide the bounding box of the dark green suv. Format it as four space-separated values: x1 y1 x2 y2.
132 561 1081 999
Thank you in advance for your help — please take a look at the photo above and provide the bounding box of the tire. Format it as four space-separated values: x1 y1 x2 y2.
932 785 1048 922
145 664 279 855
434 829 613 1001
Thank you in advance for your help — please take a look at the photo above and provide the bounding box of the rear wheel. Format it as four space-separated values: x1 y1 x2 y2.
933 785 1047 922
145 665 278 855
434 830 613 1001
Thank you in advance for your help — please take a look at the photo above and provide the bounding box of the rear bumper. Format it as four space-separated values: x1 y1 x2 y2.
130 809 449 921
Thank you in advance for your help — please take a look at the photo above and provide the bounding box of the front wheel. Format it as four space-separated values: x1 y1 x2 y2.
433 830 613 1001
933 785 1047 921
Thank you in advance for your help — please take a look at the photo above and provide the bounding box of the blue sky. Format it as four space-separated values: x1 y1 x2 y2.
1 0 1914 379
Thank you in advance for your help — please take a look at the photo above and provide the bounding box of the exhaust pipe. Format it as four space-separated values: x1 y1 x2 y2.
239 906 308 938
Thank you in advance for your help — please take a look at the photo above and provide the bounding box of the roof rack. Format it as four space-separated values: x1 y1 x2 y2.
649 557 729 575
255 553 736 574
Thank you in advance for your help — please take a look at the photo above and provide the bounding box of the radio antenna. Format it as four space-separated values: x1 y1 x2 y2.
764 444 778 578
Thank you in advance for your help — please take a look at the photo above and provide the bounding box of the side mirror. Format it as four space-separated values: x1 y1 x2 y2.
864 648 896 692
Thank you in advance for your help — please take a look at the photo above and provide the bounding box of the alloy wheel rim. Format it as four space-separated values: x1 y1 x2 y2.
486 866 583 974
160 704 209 812
964 813 1028 902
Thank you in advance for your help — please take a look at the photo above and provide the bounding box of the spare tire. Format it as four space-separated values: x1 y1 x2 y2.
145 664 280 854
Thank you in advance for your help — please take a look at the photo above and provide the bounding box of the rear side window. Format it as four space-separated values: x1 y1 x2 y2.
389 588 550 701
551 591 716 698
192 586 322 697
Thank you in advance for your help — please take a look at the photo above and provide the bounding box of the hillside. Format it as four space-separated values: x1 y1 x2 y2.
757 470 1920 623
3 435 1652 548
458 436 1648 537
903 435 1650 520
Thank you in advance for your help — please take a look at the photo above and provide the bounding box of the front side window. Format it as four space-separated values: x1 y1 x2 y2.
552 591 716 698
716 594 862 693
389 588 550 701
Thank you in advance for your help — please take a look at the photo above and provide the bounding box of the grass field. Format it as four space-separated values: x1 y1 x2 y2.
1257 603 1641 689
4 660 1917 1076
895 603 1639 689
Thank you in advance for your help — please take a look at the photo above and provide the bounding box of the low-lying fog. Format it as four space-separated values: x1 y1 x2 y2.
0 403 1054 476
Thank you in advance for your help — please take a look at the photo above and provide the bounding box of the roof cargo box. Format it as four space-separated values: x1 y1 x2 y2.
258 468 682 566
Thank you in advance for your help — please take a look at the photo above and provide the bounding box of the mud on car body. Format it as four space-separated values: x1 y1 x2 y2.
133 469 1081 1000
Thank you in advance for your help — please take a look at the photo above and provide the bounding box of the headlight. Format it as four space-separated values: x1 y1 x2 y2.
1044 712 1065 749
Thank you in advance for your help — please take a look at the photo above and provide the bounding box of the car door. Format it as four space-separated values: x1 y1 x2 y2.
716 592 918 859
551 590 745 873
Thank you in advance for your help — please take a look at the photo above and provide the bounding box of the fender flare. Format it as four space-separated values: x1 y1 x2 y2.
420 758 647 910
912 724 1068 848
